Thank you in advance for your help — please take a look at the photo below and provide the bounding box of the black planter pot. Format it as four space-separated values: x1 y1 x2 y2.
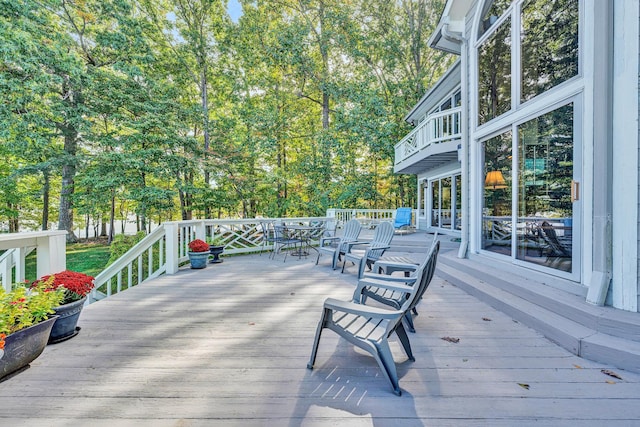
209 245 224 263
49 296 87 344
0 316 58 381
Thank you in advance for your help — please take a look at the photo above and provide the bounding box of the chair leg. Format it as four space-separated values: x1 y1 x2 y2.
307 308 329 369
357 259 366 279
394 322 415 361
403 311 416 333
373 340 402 396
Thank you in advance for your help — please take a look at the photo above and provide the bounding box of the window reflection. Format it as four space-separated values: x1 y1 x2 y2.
516 104 573 272
478 17 512 125
521 0 579 102
482 131 513 254
479 0 514 37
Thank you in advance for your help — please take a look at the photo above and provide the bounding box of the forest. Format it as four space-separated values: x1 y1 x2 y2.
0 0 452 242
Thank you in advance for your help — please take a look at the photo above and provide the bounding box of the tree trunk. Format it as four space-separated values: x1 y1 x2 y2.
108 193 115 244
57 79 79 243
41 170 50 230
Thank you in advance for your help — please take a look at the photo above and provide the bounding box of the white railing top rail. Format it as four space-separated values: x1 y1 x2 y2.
94 225 167 285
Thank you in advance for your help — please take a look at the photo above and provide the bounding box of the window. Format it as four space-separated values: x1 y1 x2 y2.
478 17 512 125
521 0 579 102
476 0 579 125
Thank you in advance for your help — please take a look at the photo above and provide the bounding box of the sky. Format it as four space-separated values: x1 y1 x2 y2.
228 0 242 23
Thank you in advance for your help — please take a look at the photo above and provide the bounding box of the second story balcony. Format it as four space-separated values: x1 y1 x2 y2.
394 106 462 174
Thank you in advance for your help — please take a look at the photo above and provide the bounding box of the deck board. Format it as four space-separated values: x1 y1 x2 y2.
2 246 640 426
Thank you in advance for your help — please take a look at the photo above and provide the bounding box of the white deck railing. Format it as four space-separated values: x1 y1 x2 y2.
91 217 331 302
326 208 407 227
1 210 410 300
394 107 462 165
0 231 67 292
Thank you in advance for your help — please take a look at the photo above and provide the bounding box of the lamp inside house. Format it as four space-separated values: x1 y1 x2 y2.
485 170 507 189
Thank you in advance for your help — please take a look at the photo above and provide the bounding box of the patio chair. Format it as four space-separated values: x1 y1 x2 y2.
540 221 571 258
259 221 278 256
271 224 303 262
307 248 434 396
393 207 413 233
340 221 394 278
358 237 440 333
316 219 362 269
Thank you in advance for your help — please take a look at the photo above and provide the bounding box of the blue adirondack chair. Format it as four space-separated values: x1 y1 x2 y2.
393 207 413 232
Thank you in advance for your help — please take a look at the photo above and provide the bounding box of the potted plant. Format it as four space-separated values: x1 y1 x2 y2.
32 270 95 344
206 235 225 263
0 280 64 380
187 239 210 269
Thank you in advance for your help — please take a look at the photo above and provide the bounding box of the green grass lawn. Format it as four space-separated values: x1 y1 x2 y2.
23 241 111 282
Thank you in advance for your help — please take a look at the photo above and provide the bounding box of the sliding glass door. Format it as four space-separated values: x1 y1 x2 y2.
481 102 579 276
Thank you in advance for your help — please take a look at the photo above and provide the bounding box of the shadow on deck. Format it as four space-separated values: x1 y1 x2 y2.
2 232 640 425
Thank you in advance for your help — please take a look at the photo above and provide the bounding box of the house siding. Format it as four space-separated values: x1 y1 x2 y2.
637 6 640 309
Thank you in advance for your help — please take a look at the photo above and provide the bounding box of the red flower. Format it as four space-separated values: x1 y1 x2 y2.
188 239 209 253
0 333 5 350
32 270 95 302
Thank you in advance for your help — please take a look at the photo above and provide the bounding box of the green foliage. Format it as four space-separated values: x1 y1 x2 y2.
106 231 147 266
0 0 452 233
0 280 65 337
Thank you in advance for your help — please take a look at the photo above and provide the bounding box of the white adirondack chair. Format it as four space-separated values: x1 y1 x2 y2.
315 219 362 269
307 245 437 396
341 221 395 278
358 237 440 333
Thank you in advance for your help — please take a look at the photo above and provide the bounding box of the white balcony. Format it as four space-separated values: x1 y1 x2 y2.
394 106 462 174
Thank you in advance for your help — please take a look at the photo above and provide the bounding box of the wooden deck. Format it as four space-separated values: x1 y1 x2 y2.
3 240 640 426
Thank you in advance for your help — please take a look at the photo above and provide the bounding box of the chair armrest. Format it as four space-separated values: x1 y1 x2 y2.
319 236 340 246
360 273 417 284
353 278 415 303
324 298 402 319
341 240 369 254
372 260 418 274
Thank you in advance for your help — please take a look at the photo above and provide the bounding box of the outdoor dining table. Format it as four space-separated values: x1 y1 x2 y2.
286 224 323 258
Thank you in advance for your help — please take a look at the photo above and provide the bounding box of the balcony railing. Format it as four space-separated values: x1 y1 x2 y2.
395 106 462 165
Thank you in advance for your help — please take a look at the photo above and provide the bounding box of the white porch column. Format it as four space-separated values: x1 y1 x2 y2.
164 223 179 275
608 0 639 311
36 233 66 278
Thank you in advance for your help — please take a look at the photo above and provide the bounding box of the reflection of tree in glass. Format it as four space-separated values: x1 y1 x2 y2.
521 0 579 102
518 104 573 218
478 18 511 125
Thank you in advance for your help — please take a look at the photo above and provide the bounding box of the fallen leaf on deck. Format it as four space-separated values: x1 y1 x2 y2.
518 383 530 390
601 369 622 380
441 336 460 343
248 322 256 326
482 317 492 321
573 364 582 369
605 380 616 384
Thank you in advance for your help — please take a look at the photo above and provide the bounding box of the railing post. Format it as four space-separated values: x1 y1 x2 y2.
1 257 10 292
15 247 26 283
195 221 206 241
36 232 66 278
165 223 179 275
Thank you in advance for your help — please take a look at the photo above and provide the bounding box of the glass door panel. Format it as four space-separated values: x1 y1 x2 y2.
441 177 452 228
431 181 440 227
516 104 574 272
482 131 513 255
